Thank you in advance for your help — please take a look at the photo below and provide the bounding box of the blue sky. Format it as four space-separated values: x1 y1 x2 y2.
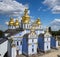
0 0 60 31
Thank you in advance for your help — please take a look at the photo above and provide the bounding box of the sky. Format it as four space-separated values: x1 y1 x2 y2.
0 0 60 31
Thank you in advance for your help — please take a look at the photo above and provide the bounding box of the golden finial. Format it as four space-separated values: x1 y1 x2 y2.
9 17 14 26
14 19 19 26
24 9 28 15
22 9 30 24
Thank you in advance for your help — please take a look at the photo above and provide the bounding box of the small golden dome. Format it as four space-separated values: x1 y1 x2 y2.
36 18 41 25
22 9 30 24
30 26 35 32
9 17 14 26
14 19 19 26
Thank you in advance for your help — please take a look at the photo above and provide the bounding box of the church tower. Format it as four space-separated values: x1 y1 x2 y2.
21 9 30 30
44 27 51 51
38 27 51 52
35 18 44 35
35 18 42 29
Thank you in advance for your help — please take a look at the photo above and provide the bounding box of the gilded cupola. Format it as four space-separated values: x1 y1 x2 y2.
36 18 41 25
22 9 30 24
9 17 14 26
14 19 19 26
30 26 35 32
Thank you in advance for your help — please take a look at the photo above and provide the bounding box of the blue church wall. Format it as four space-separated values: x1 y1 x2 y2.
51 36 56 48
22 34 28 55
38 34 44 51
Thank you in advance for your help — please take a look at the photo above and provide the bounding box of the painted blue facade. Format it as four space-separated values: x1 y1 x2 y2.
22 34 28 55
51 37 57 48
38 34 44 51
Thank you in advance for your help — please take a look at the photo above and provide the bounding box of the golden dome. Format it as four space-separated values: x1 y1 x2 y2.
36 18 41 25
22 9 30 24
9 17 14 26
14 19 19 26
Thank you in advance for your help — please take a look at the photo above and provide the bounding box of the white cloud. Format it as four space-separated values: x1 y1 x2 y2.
43 0 60 14
52 5 60 14
0 0 29 17
50 19 60 31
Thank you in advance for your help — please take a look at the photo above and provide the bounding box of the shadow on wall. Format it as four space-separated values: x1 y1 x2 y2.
4 51 8 57
57 55 60 57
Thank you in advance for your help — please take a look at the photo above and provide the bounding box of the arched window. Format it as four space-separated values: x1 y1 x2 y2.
32 48 34 52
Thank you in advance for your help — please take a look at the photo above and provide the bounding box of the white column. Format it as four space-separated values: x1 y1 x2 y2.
34 44 37 54
56 40 58 48
18 41 20 46
28 45 32 55
18 41 21 55
11 47 16 57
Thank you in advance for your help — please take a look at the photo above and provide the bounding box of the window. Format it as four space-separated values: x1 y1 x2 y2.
47 46 48 49
32 39 34 42
20 41 22 45
17 41 18 45
32 48 34 52
32 45 34 47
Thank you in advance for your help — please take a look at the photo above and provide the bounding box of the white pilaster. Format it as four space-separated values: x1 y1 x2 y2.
56 40 58 48
44 42 47 51
11 46 16 57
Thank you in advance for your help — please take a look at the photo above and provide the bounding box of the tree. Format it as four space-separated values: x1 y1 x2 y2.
0 30 4 38
48 27 60 36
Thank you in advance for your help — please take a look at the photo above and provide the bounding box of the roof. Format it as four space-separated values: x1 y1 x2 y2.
0 38 7 44
38 34 44 38
4 28 24 37
23 33 29 38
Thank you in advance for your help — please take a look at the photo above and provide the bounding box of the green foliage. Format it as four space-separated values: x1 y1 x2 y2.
0 30 4 38
49 27 60 36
